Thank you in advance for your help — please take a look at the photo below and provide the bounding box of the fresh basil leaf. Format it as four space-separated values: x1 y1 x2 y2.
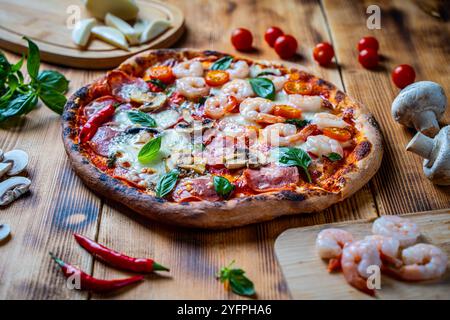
11 56 24 73
23 37 40 80
210 56 233 71
147 78 166 90
285 118 310 128
138 135 161 163
218 261 255 297
128 110 157 127
256 71 277 77
155 169 179 198
0 92 37 123
249 77 275 100
0 52 11 73
278 147 312 183
7 74 19 91
213 176 235 198
39 87 66 114
37 70 69 94
327 152 342 162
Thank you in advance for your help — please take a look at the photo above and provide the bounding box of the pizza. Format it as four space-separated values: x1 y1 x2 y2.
62 49 383 228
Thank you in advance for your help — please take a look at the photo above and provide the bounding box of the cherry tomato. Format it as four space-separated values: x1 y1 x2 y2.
322 127 352 141
358 48 379 69
231 28 253 51
224 95 239 113
272 105 302 119
205 70 230 87
274 35 298 59
264 26 284 47
357 36 379 52
391 64 416 89
313 42 334 66
145 66 175 84
283 80 312 95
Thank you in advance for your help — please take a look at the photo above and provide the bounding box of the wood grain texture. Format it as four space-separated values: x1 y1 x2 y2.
275 209 450 300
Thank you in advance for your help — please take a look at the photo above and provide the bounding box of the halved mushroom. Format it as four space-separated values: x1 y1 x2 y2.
138 93 168 112
2 150 29 176
0 223 11 242
0 149 4 162
0 162 13 178
0 176 31 206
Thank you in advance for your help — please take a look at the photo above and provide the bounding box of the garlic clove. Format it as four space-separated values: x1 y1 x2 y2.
3 150 28 176
91 26 129 50
105 13 140 45
140 20 171 44
84 0 139 21
0 224 11 242
72 18 96 47
133 19 150 37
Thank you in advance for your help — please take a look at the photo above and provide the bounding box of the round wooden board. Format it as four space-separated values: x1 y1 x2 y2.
0 0 185 69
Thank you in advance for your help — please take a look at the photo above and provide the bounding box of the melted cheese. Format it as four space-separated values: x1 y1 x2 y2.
151 109 180 129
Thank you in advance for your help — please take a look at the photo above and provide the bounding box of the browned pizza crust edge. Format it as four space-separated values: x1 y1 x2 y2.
61 49 383 229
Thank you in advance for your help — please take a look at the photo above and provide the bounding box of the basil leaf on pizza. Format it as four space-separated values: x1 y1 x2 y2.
327 152 342 162
155 170 179 198
249 77 275 100
128 110 157 127
213 176 235 198
278 147 312 183
285 118 310 128
210 56 233 70
138 135 161 163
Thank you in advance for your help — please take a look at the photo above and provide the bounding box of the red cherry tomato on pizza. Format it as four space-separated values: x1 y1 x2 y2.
231 28 253 51
274 35 298 59
358 48 379 69
392 64 416 89
146 66 175 84
322 127 352 142
264 26 284 47
357 36 379 52
272 105 302 119
313 42 334 66
205 70 230 87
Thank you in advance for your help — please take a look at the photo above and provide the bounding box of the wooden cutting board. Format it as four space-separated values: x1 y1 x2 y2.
0 0 184 69
275 209 450 300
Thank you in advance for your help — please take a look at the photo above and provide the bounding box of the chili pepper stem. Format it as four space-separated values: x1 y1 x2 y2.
152 261 170 272
49 252 65 268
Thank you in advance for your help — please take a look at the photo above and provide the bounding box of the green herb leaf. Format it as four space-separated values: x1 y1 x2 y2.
38 87 66 114
278 147 312 183
256 71 277 77
128 110 157 127
147 78 167 90
249 77 275 100
213 176 235 198
326 152 342 162
23 37 40 80
0 91 38 123
37 70 69 94
107 153 117 168
285 118 311 128
210 56 233 70
11 56 24 73
138 135 161 163
218 261 255 297
155 169 179 198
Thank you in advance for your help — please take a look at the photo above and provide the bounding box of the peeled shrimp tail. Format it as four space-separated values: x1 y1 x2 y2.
342 263 376 296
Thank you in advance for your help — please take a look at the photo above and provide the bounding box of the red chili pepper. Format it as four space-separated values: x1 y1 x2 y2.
49 252 143 293
79 103 116 143
74 234 169 273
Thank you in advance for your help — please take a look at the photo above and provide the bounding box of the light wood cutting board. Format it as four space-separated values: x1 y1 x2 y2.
0 0 184 69
275 209 450 300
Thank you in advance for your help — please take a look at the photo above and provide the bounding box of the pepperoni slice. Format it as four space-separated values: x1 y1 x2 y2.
83 96 118 119
88 126 119 157
243 165 299 192
172 177 220 202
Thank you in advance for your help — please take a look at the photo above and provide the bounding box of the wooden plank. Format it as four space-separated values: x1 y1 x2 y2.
92 0 378 300
275 209 450 300
323 0 450 214
0 54 103 299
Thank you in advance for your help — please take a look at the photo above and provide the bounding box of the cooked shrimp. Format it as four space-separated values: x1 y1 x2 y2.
173 60 204 78
341 240 382 296
261 123 307 146
176 77 210 99
364 235 402 268
288 94 323 112
372 216 420 247
304 135 344 158
311 112 350 129
221 79 254 102
227 60 250 79
393 244 448 281
316 228 354 272
261 75 288 91
239 97 285 124
204 94 233 119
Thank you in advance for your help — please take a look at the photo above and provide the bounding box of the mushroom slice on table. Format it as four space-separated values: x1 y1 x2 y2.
391 81 447 137
0 162 13 178
0 149 3 162
2 150 29 176
0 223 11 242
0 176 31 206
406 125 450 185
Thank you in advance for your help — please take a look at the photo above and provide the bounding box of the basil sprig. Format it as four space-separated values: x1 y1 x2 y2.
285 118 310 128
147 78 166 90
138 136 161 163
249 77 275 100
327 152 342 162
218 260 255 297
0 37 69 123
278 147 312 183
210 56 233 70
128 110 157 127
213 176 235 198
155 169 179 198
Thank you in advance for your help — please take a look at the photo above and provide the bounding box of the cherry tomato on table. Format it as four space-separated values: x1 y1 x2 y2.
264 26 284 47
357 36 379 52
313 42 335 66
145 66 175 84
205 70 230 87
358 48 379 69
392 64 416 89
274 35 298 59
231 28 253 51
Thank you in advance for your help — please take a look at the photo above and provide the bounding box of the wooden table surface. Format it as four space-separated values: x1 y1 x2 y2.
0 0 449 300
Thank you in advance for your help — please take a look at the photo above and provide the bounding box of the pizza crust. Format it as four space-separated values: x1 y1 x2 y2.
62 49 383 229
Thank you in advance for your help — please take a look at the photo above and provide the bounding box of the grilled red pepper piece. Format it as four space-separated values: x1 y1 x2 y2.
74 233 169 273
50 252 144 293
79 103 115 143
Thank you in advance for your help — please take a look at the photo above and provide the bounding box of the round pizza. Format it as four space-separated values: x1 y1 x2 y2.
62 49 382 228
